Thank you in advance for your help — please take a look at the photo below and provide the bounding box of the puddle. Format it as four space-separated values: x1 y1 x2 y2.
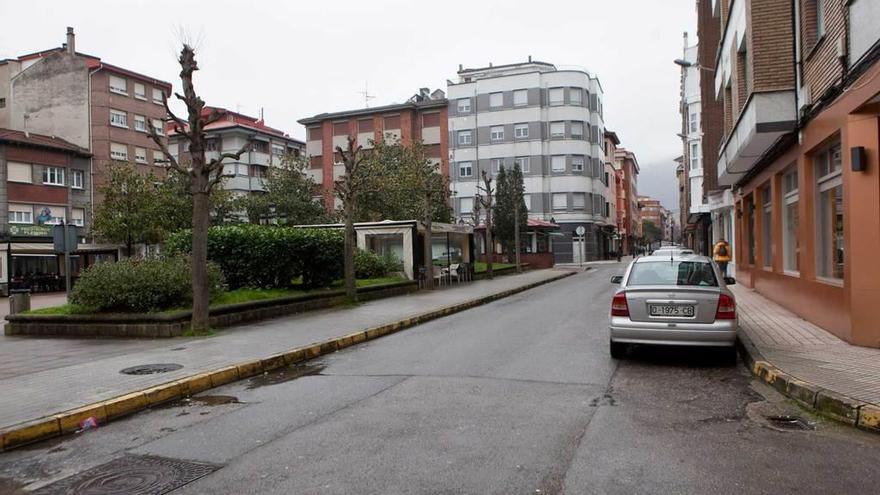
246 362 325 389
155 394 244 410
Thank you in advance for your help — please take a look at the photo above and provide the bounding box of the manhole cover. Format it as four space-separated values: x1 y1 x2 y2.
765 415 814 431
120 363 183 375
32 455 217 495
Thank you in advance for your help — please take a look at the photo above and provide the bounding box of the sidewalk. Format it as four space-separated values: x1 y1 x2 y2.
0 268 575 445
732 285 880 430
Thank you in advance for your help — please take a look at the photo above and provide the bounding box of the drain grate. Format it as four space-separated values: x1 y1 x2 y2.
32 454 217 495
765 415 814 431
120 363 183 375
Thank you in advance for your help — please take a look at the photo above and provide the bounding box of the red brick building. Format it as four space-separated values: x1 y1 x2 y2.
298 88 448 212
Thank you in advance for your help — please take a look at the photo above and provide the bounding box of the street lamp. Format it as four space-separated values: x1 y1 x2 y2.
673 59 715 73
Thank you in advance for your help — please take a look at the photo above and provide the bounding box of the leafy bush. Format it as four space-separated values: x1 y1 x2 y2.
166 225 344 289
355 249 403 279
70 256 224 313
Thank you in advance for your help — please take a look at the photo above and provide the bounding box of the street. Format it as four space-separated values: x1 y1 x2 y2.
2 265 880 494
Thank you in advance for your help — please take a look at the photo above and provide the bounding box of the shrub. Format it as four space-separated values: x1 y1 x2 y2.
70 256 225 313
166 225 344 289
355 249 386 279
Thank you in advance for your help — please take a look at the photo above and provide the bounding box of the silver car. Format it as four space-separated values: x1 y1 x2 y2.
608 254 737 359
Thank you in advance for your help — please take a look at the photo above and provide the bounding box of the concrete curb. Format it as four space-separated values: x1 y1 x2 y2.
737 330 880 433
0 270 578 451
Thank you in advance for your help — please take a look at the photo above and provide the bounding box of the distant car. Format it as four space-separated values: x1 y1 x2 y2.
649 247 694 257
433 249 462 262
608 254 737 360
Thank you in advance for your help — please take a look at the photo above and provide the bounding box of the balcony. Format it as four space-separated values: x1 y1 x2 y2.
717 91 796 186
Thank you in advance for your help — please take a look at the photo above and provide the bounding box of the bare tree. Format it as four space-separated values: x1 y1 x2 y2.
334 136 367 301
146 44 251 332
477 170 495 280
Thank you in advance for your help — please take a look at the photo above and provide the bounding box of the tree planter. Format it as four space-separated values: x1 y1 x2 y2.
5 281 417 338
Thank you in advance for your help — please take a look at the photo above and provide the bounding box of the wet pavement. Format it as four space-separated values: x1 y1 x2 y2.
2 265 880 494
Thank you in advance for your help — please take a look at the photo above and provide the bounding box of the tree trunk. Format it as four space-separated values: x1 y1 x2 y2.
485 208 494 280
423 200 434 290
514 201 521 273
343 204 357 301
191 185 211 332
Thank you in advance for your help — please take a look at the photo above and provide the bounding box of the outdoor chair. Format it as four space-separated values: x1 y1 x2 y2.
448 263 462 283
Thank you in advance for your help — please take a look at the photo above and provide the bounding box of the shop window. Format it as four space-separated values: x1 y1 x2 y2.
782 166 799 272
746 196 756 265
814 142 844 280
761 186 772 268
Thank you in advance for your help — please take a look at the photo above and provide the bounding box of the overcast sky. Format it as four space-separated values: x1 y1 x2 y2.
0 0 696 213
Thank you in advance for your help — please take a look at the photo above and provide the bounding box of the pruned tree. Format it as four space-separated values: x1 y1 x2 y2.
477 170 495 279
334 136 368 301
146 44 252 333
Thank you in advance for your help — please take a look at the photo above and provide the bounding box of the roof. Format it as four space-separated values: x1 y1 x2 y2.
457 60 556 75
298 98 447 125
604 130 620 145
0 128 91 156
474 218 560 230
167 106 303 144
13 47 172 91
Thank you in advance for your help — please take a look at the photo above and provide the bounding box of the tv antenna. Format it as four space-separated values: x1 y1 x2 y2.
359 82 375 108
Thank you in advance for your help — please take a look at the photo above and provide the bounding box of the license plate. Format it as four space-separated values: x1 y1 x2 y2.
649 304 695 317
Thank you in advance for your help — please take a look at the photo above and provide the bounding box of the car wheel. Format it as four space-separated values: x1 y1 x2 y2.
722 346 738 366
610 341 627 359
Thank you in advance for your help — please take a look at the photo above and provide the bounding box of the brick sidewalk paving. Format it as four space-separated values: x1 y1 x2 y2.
0 269 575 432
732 285 880 407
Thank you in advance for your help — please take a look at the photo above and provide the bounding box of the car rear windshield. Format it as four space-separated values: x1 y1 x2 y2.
627 260 718 287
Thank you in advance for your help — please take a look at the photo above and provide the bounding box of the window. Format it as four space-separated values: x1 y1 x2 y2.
134 82 146 100
490 125 504 141
109 75 127 95
153 150 164 165
551 155 566 173
151 119 164 135
783 166 799 272
549 88 564 105
571 122 584 140
571 155 584 172
0 97 5 108
134 114 147 132
689 112 698 133
690 142 700 169
110 143 128 161
71 169 84 189
8 162 32 183
152 87 164 104
513 89 528 106
71 208 85 227
42 166 65 186
570 88 582 105
747 196 756 265
523 194 532 212
135 147 147 163
206 139 219 151
514 156 530 173
491 158 505 173
457 98 471 113
460 197 474 215
9 205 33 224
815 143 843 280
457 130 472 146
37 206 65 225
552 193 568 210
109 109 128 128
627 260 718 287
572 192 586 210
458 161 473 178
761 186 772 268
815 0 826 38
514 123 529 139
550 121 565 138
489 92 503 108
272 144 285 156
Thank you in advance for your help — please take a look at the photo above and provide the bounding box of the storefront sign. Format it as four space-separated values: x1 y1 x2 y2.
9 225 53 237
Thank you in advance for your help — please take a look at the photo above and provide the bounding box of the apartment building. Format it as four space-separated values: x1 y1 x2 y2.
678 33 713 255
0 129 117 293
298 88 448 212
603 130 622 256
706 0 880 347
168 107 304 197
614 147 641 255
448 60 607 263
0 28 172 208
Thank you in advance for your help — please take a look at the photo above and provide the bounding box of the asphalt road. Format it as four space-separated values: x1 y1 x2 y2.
3 264 880 494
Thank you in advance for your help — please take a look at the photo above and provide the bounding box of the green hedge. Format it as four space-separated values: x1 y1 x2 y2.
70 256 225 313
355 249 402 279
166 225 344 289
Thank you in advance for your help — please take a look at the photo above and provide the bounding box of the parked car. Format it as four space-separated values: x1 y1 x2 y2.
608 254 737 360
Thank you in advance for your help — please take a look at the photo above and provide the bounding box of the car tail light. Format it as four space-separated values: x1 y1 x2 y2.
611 292 629 317
715 293 736 320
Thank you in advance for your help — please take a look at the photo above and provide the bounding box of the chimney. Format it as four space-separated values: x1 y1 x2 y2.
66 27 75 55
458 64 463 71
528 55 532 63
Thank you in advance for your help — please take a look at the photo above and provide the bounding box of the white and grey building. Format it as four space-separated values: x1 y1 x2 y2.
448 60 607 262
